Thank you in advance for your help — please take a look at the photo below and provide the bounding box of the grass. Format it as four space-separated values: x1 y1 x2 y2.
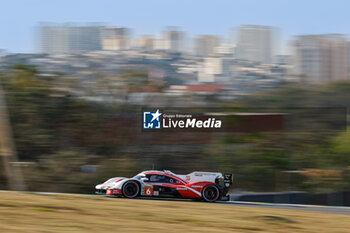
0 192 349 232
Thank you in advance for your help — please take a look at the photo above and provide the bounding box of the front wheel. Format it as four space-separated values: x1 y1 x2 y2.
202 185 220 202
122 181 140 198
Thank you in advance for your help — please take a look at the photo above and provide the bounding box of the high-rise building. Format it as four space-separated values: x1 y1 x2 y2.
195 35 221 57
198 57 234 83
162 28 183 53
101 27 129 50
40 24 68 54
236 25 274 64
294 34 348 82
130 35 154 50
214 44 234 57
346 41 350 77
39 24 103 54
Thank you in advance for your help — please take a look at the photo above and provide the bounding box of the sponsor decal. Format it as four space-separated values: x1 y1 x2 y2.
113 189 121 194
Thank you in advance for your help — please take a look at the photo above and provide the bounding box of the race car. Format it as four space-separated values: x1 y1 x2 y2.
95 170 233 202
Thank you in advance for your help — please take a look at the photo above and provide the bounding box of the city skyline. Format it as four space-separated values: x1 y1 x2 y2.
1 0 350 54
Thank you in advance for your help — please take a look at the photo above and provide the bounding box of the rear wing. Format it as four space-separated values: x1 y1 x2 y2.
177 171 225 183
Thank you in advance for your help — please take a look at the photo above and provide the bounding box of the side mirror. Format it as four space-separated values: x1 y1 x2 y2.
141 177 149 182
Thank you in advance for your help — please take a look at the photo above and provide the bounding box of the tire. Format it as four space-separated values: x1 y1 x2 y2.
202 185 220 202
122 181 140 198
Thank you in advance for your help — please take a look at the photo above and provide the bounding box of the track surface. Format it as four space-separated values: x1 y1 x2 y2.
1 190 350 215
137 196 350 215
219 200 350 215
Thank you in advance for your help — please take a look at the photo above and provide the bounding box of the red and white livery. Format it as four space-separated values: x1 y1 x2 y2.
95 170 233 202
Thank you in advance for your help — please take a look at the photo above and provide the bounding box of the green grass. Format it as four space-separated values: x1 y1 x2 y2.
0 192 349 232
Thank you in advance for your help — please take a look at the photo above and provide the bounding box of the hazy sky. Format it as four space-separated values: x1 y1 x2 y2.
1 0 349 53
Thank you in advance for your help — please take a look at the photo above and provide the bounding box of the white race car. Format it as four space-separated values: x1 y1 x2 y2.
95 170 233 202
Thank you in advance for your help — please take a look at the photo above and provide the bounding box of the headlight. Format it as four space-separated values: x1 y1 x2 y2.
106 189 113 195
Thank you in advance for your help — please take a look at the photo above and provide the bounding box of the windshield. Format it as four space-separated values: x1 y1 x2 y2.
104 178 122 184
133 173 146 180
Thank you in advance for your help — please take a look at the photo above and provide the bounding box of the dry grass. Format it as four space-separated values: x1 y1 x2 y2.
0 192 349 232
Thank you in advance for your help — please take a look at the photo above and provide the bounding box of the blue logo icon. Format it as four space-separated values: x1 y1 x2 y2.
143 109 162 129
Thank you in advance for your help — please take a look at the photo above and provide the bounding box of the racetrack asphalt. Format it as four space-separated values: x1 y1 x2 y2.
1 190 350 215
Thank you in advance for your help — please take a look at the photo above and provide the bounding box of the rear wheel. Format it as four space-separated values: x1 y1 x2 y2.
202 185 220 202
122 181 140 198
